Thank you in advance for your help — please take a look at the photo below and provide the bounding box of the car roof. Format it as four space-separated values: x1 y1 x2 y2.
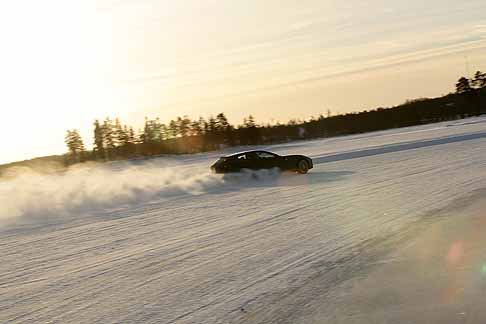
224 150 275 158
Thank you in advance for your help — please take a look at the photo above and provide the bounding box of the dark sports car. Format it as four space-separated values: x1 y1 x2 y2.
211 150 313 174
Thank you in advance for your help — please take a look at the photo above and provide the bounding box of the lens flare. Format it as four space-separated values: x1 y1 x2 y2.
481 263 486 275
446 241 464 266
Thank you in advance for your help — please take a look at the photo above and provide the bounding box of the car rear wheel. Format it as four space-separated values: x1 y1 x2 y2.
297 160 309 174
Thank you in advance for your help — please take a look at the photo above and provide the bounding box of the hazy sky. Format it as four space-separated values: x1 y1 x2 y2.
1 0 485 164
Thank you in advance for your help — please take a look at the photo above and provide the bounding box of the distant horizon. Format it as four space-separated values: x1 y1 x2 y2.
0 86 456 165
1 0 485 164
2 77 484 166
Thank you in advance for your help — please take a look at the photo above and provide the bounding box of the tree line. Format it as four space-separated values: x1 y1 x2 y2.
65 71 486 165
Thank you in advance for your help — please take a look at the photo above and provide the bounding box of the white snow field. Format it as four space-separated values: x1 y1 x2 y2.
2 117 486 323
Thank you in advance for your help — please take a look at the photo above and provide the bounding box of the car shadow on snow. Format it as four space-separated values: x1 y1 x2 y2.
212 169 355 192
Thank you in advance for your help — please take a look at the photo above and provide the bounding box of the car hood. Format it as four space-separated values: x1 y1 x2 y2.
211 157 227 167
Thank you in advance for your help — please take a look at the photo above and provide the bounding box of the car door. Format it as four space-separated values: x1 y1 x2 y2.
234 154 249 171
255 151 278 169
244 152 261 170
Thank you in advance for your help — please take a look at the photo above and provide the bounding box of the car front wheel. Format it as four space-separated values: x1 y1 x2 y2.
297 160 309 174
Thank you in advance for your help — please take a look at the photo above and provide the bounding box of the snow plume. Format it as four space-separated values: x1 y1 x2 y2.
222 168 283 182
0 161 224 227
0 160 285 228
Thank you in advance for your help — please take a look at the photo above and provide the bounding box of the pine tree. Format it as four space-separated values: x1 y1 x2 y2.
141 118 149 143
214 113 233 144
65 129 86 163
159 124 168 141
93 119 104 160
216 113 229 132
120 125 130 145
473 71 486 89
154 118 162 142
142 117 159 143
128 127 136 144
244 115 256 128
114 118 128 147
241 115 260 145
208 116 217 133
178 116 191 137
456 77 472 94
137 128 145 144
168 120 178 138
190 119 203 136
103 117 116 159
203 117 210 135
198 117 207 135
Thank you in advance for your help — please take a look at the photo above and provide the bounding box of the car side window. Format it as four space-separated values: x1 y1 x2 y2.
256 152 275 159
246 152 258 159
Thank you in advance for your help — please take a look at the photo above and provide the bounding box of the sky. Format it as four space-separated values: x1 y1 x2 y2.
0 0 485 164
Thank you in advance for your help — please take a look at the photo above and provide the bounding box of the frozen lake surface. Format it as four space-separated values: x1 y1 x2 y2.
1 118 486 323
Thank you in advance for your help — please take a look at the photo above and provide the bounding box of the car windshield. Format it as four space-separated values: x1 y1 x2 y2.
2 1 486 323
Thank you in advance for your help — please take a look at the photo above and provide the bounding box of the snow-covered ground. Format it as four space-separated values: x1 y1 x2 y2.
2 117 486 323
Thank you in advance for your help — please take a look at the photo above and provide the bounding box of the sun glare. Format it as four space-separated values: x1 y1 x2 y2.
0 1 129 162
0 0 485 164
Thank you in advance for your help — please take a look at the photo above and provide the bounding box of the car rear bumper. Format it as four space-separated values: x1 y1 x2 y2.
211 166 228 174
